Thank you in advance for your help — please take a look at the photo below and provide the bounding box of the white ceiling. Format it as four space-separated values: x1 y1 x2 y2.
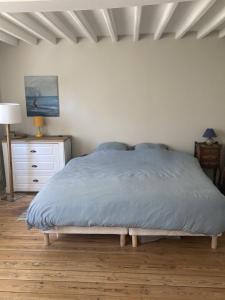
0 0 225 46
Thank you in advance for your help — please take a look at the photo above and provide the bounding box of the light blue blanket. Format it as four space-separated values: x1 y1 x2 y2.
27 149 225 235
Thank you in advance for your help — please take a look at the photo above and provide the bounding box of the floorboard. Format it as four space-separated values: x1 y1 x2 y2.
0 194 224 299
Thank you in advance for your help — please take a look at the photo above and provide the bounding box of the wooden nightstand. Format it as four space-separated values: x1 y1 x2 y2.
2 136 72 192
194 142 222 184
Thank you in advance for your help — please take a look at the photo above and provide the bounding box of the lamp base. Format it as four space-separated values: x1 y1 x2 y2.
1 193 24 202
35 133 43 138
35 127 43 138
206 138 215 145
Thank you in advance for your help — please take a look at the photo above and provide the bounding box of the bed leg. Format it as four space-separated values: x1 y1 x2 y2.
211 236 218 250
132 235 138 248
44 233 50 246
120 234 126 247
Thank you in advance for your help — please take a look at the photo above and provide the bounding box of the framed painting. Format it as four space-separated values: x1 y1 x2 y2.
25 76 59 117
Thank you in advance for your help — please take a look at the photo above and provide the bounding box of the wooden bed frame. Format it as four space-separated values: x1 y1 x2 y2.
43 226 221 249
43 226 128 247
129 228 222 249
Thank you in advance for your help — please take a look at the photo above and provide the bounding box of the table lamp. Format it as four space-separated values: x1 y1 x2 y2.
0 103 22 201
33 116 44 138
203 128 217 145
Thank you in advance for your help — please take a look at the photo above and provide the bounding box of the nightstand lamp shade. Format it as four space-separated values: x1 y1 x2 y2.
203 128 217 144
0 103 22 201
0 103 22 124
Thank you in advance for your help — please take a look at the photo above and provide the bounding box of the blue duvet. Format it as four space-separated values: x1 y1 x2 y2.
27 149 225 234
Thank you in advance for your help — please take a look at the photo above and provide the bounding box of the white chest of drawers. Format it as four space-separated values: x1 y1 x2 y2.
2 136 72 192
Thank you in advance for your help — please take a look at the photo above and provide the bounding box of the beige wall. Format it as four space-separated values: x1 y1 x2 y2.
0 36 225 155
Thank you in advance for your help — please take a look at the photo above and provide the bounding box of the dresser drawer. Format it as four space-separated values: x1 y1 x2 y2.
200 154 219 161
200 161 219 168
15 175 52 185
14 161 57 176
12 143 55 156
14 161 55 171
13 155 57 163
200 148 220 155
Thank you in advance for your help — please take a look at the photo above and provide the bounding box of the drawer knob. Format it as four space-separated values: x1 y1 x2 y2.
33 179 39 183
32 165 38 168
30 150 36 153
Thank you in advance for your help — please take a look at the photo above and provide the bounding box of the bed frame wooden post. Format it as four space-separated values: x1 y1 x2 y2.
132 235 138 247
42 227 128 246
129 229 221 249
120 234 126 247
211 236 218 250
43 233 50 246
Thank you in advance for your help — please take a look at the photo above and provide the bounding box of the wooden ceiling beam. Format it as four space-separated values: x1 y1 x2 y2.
197 7 225 39
175 0 216 39
0 15 37 45
35 12 77 44
66 11 97 43
1 12 57 44
101 9 118 42
0 30 18 46
154 2 177 40
133 6 142 42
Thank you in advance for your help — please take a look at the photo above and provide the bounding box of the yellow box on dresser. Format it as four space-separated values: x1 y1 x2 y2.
2 136 72 192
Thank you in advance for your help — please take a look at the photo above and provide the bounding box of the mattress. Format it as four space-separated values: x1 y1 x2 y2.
27 148 225 235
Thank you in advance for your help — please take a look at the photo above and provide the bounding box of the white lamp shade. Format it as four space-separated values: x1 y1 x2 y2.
0 103 22 124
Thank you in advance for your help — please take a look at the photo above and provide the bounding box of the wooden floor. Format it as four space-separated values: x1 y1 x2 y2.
0 195 225 300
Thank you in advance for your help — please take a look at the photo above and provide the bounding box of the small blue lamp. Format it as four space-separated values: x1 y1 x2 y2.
202 128 217 144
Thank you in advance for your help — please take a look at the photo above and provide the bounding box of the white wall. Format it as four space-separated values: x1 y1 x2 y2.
0 36 225 155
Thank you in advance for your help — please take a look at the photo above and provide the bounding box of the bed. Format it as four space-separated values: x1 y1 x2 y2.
26 142 225 249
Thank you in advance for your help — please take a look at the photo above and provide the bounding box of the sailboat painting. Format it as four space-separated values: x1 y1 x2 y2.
25 76 59 117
